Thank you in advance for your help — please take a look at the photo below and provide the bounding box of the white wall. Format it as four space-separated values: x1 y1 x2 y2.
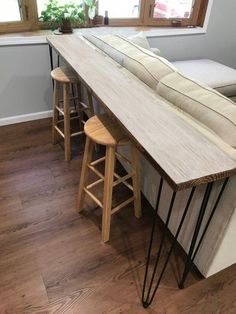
0 0 236 119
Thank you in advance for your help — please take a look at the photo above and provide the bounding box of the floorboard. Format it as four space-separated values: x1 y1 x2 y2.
0 119 234 313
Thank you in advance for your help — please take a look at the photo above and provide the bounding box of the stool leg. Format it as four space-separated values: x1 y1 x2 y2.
78 137 93 212
52 80 59 144
63 83 71 161
102 146 115 242
131 144 142 218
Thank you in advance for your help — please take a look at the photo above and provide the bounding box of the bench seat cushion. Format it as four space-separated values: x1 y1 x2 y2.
83 34 176 89
157 72 236 147
172 59 236 97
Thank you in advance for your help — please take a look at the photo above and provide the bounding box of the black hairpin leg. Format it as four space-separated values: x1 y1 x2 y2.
71 84 77 111
179 178 229 288
142 180 196 308
49 45 54 89
142 177 229 308
49 45 53 71
142 178 163 306
49 45 60 73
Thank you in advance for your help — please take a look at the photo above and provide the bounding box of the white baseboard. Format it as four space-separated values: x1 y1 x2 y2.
0 110 53 127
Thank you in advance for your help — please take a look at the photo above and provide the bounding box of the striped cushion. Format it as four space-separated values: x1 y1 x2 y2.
83 34 176 89
157 72 236 147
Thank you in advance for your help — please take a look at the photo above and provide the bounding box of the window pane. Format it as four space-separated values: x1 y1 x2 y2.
153 0 194 19
37 0 83 17
0 0 21 22
98 0 141 19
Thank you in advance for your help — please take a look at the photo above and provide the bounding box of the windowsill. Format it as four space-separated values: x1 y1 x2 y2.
0 0 213 46
0 25 207 47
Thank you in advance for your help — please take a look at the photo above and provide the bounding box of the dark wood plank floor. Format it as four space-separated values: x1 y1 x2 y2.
157 263 236 314
0 118 234 313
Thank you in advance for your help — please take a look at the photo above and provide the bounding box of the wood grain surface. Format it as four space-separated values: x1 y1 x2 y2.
47 35 236 191
84 115 129 147
0 119 235 313
157 263 236 313
51 66 79 83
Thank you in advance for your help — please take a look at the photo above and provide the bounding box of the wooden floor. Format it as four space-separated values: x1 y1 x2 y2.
0 119 235 314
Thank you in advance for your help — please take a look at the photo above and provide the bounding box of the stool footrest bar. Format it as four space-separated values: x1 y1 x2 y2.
88 165 104 179
71 131 84 137
80 101 89 109
59 96 79 103
70 115 82 121
56 106 65 116
113 173 133 189
111 197 134 215
54 126 65 138
114 173 133 191
90 157 106 166
84 188 103 208
57 115 82 124
86 178 104 190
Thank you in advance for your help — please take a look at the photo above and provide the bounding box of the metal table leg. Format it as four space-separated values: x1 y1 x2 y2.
142 177 229 308
179 178 229 288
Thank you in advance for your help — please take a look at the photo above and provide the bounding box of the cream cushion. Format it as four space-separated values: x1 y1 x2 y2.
173 59 236 97
83 34 125 65
127 32 161 56
83 34 176 89
157 72 236 147
127 32 150 50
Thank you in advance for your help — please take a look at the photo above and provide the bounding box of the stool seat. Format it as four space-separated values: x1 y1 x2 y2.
84 115 129 147
51 66 79 83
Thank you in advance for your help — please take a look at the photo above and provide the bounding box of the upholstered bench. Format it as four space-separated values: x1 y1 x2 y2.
172 59 236 102
82 33 236 279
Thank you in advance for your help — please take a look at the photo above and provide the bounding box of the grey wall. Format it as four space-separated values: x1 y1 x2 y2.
0 0 236 119
0 44 53 119
148 0 236 67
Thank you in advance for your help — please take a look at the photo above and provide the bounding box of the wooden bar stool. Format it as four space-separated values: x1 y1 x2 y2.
78 114 142 242
51 66 94 161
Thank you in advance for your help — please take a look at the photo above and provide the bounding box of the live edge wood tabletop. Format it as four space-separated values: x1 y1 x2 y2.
47 35 236 191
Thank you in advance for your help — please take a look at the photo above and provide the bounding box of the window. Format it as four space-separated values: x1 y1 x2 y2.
144 0 208 27
98 0 141 19
153 0 194 19
98 0 208 27
0 0 37 33
0 0 209 34
0 0 22 22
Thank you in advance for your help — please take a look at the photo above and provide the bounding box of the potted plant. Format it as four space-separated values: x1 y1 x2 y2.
84 0 97 20
40 0 86 33
84 0 104 26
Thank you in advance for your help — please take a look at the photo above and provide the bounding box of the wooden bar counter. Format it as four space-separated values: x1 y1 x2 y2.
47 34 236 308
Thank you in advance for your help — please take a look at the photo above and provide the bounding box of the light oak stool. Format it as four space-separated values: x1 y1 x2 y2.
51 66 94 161
78 115 142 242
